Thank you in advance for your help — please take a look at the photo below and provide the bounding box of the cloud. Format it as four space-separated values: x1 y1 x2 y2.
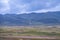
49 4 60 11
9 0 30 14
1 0 9 3
0 0 10 14
33 4 60 13
0 0 60 14
17 0 60 13
16 4 30 14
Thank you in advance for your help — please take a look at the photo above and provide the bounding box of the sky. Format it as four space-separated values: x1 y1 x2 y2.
0 0 60 14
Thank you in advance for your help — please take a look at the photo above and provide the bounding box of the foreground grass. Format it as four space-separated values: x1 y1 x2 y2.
0 26 60 36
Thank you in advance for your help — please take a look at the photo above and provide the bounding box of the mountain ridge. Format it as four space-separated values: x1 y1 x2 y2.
0 11 60 26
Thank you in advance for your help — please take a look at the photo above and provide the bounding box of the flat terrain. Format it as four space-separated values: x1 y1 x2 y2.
0 36 60 39
0 36 60 40
0 26 60 40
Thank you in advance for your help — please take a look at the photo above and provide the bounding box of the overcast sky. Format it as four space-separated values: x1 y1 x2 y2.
0 0 60 14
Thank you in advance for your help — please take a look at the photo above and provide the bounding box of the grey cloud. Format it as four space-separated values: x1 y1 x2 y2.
0 0 60 14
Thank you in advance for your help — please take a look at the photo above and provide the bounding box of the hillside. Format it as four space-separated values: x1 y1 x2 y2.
0 11 60 26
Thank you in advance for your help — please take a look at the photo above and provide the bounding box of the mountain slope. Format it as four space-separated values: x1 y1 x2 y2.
0 11 60 26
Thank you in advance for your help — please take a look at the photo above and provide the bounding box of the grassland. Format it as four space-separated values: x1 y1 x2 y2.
0 26 60 36
0 26 60 40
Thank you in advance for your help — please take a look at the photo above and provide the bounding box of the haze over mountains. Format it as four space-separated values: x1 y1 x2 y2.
0 11 60 26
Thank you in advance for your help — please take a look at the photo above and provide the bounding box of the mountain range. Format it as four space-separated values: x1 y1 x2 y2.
0 11 60 26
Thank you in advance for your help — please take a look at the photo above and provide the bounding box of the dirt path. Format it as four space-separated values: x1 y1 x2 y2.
0 36 60 39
